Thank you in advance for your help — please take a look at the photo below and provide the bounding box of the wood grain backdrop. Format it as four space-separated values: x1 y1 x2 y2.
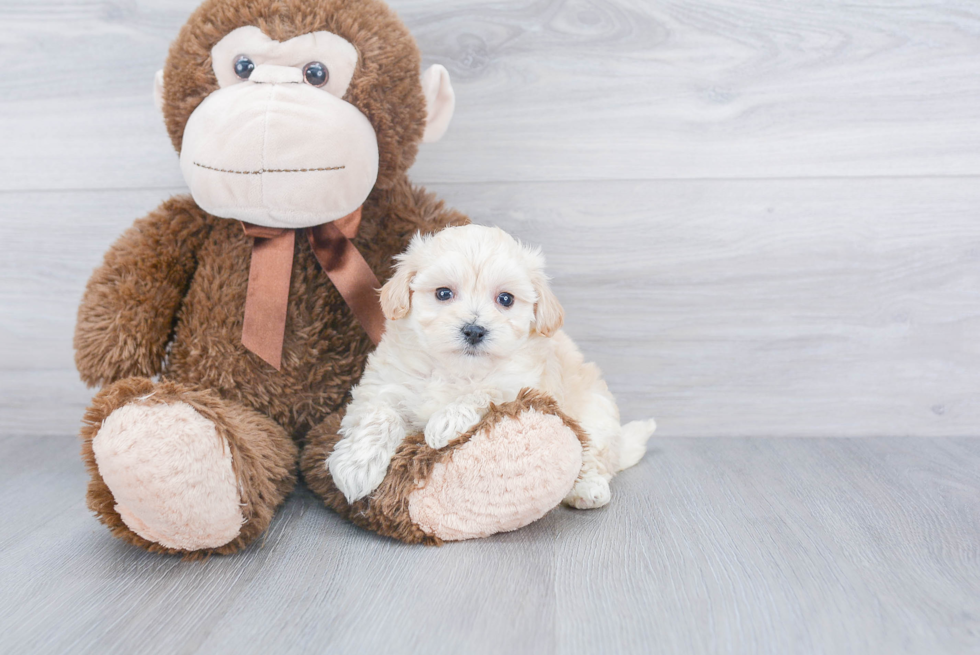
1 0 978 437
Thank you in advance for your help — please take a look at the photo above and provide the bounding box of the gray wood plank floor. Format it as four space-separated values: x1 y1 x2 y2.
2 0 979 653
2 436 978 655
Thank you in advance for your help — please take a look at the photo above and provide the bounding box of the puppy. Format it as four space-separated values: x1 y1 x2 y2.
328 225 656 509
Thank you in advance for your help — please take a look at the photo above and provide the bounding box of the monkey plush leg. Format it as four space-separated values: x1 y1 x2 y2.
80 377 297 557
301 390 585 544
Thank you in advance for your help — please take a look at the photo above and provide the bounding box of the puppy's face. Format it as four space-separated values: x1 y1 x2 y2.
380 225 564 360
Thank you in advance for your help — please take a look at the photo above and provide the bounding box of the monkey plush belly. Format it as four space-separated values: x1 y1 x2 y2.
163 215 382 437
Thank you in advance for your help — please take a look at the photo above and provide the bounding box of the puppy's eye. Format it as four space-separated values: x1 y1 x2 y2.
497 292 514 307
234 56 255 80
435 287 454 301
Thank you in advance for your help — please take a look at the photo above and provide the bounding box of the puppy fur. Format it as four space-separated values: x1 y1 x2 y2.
327 225 656 508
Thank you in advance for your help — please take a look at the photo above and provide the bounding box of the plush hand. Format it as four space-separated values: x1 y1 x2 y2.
423 400 486 449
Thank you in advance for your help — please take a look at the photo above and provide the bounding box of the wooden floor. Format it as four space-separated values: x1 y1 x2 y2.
1 0 979 653
2 436 979 655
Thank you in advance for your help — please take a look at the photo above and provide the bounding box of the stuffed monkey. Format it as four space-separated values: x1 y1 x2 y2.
76 0 584 556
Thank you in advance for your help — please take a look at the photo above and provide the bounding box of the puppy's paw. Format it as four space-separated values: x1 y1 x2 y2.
563 474 611 510
424 403 484 450
327 439 392 503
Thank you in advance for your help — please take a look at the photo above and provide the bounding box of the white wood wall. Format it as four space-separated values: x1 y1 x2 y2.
1 0 978 437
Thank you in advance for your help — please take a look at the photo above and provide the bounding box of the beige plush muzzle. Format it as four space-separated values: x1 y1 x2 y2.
179 76 379 228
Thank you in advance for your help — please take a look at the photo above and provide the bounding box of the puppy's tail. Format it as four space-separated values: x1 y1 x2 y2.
617 418 657 472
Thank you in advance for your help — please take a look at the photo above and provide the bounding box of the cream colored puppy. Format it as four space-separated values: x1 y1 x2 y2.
328 225 656 508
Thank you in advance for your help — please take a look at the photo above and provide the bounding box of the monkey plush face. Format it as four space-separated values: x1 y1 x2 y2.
155 0 454 228
180 26 378 226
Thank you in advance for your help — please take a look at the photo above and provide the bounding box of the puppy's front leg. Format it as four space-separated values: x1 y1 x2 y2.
424 391 499 450
328 404 407 503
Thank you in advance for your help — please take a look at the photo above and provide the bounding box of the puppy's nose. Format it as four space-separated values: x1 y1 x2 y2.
461 323 487 345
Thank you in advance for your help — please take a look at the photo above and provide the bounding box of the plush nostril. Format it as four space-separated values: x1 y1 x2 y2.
461 323 487 345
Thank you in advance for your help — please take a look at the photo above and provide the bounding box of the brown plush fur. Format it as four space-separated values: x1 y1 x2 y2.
80 377 298 559
75 181 465 553
75 0 467 554
300 389 590 545
76 180 467 436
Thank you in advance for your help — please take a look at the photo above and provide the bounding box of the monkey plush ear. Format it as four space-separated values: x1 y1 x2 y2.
379 265 415 321
153 70 165 113
532 272 565 337
421 65 455 143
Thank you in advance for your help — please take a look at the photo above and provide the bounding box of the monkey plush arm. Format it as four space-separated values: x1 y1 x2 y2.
405 183 470 232
74 196 213 386
372 179 470 247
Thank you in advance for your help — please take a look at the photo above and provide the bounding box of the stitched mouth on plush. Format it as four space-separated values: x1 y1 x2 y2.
192 162 347 175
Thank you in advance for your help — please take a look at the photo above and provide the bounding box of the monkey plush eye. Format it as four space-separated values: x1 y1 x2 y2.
496 292 514 307
303 62 329 87
435 288 454 301
234 56 255 80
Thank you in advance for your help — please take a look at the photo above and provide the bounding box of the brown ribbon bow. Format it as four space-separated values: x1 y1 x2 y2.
240 207 385 370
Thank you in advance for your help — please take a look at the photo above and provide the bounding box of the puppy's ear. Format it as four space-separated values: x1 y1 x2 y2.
531 271 564 337
380 265 414 321
382 233 430 320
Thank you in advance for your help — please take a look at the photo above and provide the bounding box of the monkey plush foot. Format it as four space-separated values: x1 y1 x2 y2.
93 401 243 550
302 389 585 543
81 377 297 557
